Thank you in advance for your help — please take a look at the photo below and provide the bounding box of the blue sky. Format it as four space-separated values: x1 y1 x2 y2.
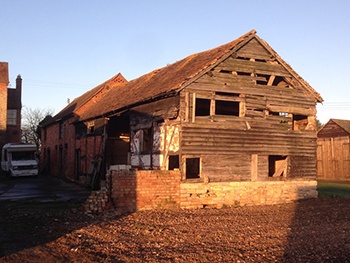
1 0 350 124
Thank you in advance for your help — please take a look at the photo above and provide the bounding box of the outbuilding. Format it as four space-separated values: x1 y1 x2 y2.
41 30 322 211
317 119 350 181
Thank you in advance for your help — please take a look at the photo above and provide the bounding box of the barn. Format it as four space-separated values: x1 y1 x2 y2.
41 30 322 211
317 119 350 181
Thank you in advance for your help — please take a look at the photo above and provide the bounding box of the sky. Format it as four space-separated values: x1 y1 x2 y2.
1 0 350 124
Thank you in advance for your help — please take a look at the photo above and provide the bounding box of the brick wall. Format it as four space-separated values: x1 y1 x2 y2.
180 180 318 209
108 169 181 213
0 62 8 148
41 117 102 184
108 169 317 214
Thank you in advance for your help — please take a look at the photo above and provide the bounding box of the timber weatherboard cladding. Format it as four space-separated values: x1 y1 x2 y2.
179 36 319 182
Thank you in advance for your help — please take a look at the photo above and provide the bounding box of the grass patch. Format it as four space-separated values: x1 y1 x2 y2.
317 181 350 197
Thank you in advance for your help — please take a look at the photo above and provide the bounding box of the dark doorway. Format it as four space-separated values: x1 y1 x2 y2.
186 158 200 179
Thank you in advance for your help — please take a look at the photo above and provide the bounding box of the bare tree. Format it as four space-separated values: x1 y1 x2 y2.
21 106 54 149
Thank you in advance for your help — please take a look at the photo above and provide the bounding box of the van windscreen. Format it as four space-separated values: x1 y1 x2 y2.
12 151 36 160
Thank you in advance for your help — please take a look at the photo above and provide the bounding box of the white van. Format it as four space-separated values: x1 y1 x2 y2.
1 143 39 177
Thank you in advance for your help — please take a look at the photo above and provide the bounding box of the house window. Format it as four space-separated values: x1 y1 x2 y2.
168 155 179 170
141 127 153 153
59 122 63 139
215 100 239 116
7 109 17 126
195 98 210 116
268 155 288 177
186 158 200 179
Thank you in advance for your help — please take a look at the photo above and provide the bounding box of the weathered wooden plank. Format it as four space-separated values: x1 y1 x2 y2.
266 104 315 116
235 38 272 60
188 82 315 105
216 58 291 77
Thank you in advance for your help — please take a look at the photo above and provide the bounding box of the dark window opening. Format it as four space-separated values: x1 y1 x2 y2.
270 112 289 117
216 92 240 97
294 115 308 130
216 100 239 116
59 145 63 173
219 69 231 74
195 98 211 116
168 155 179 170
237 71 251 76
255 58 267 63
236 56 250 60
268 155 287 177
142 127 153 153
256 74 269 85
59 122 63 139
186 158 200 179
273 76 288 87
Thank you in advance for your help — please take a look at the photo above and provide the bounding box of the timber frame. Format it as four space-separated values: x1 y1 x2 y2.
41 30 322 189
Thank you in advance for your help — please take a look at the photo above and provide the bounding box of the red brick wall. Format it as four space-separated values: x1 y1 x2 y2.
0 63 8 148
108 170 181 213
41 117 103 183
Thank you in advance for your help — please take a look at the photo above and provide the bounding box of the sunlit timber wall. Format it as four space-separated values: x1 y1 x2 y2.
107 169 318 213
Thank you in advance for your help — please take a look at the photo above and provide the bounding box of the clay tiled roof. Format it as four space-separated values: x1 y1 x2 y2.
79 30 257 121
47 29 322 125
46 73 127 125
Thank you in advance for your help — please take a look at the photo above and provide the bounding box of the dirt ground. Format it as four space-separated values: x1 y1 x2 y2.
1 197 350 263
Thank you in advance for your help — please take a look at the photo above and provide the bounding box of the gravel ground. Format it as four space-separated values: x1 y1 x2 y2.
1 197 350 262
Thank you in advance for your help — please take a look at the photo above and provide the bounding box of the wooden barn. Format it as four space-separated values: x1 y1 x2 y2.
41 30 322 210
317 119 350 181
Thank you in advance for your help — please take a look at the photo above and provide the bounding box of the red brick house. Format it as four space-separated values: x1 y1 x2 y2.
41 30 322 210
0 62 22 151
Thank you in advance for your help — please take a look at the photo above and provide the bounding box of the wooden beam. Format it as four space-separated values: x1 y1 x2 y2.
267 75 275 86
272 158 287 177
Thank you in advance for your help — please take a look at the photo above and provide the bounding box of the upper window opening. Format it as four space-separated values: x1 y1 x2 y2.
216 92 240 97
294 115 308 131
195 98 211 116
279 112 289 117
7 109 17 126
255 58 267 63
256 74 269 85
215 100 239 116
59 122 63 139
186 158 200 179
237 71 251 76
236 56 250 60
219 70 231 74
168 155 180 170
273 76 289 87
